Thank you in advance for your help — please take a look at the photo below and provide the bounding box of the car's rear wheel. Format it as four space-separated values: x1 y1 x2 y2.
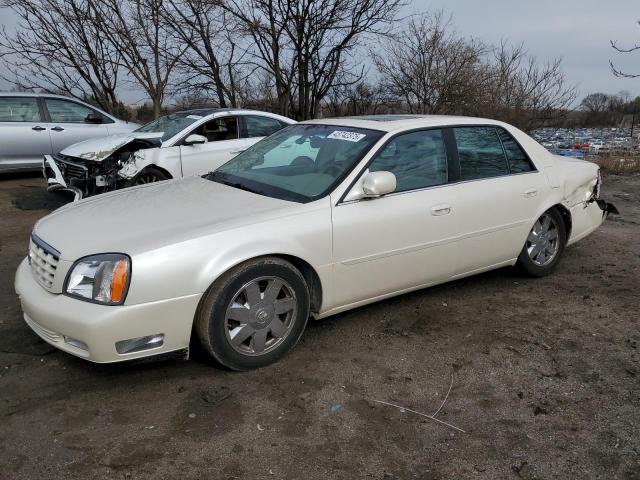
517 207 567 277
132 167 169 185
195 257 310 370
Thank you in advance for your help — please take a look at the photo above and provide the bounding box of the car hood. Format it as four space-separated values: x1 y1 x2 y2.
60 132 163 161
34 177 298 261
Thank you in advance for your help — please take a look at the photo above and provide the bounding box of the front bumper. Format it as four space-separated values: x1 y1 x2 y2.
43 155 84 201
15 258 201 363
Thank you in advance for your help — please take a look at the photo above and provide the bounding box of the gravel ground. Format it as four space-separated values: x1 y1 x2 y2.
0 173 638 480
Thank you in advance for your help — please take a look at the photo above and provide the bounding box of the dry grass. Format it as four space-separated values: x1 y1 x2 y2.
589 151 640 174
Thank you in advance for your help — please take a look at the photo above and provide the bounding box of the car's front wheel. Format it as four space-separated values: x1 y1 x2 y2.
195 257 310 370
517 207 567 277
132 166 169 185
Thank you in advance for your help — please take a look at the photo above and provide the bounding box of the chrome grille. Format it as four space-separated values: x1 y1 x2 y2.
29 235 60 290
53 155 88 180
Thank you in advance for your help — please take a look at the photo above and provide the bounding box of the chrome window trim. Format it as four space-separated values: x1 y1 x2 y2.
336 123 540 206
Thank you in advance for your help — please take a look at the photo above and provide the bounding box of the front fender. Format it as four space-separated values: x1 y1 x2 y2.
125 203 333 309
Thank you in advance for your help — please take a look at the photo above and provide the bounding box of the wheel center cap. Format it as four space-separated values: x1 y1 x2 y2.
255 308 271 325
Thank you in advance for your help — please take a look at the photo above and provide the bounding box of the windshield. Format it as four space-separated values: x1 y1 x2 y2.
209 124 383 202
135 112 203 141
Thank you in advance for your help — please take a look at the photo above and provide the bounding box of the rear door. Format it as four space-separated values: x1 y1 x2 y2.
43 97 112 153
180 116 249 176
241 115 289 142
446 126 546 276
0 96 52 171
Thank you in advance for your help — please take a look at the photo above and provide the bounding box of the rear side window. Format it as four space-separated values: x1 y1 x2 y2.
45 98 109 123
454 127 509 180
244 115 286 138
0 97 41 122
497 129 535 173
369 129 447 192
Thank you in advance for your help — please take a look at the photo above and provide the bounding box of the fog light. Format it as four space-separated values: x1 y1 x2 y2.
115 334 164 354
64 336 88 351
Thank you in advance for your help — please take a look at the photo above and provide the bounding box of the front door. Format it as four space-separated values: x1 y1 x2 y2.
0 96 52 170
180 116 251 177
43 97 111 153
330 129 458 309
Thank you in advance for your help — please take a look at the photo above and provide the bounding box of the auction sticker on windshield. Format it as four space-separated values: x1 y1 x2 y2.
327 131 367 142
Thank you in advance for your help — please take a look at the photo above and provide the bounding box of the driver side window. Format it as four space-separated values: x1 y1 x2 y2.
190 116 239 142
44 98 111 124
368 129 448 193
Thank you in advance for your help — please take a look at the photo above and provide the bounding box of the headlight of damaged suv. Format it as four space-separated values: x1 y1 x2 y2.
65 254 131 305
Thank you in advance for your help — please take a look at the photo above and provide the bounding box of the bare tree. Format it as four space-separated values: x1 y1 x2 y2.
97 0 186 118
579 91 631 127
581 92 612 115
610 20 640 78
0 0 123 113
375 14 575 131
163 0 249 108
484 42 577 131
324 80 391 116
373 12 486 115
222 0 403 120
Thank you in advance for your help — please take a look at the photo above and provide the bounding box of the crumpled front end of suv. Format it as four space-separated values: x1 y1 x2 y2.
43 135 162 200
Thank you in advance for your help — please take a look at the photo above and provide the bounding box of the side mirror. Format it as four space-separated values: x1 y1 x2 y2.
362 171 396 197
344 170 396 202
184 134 207 146
85 112 103 124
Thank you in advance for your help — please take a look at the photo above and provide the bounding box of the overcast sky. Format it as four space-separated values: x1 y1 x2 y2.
1 0 639 104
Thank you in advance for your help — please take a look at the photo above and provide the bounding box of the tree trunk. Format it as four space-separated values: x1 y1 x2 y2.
153 97 162 119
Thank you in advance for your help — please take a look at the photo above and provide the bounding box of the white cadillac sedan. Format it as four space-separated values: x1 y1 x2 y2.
15 115 616 370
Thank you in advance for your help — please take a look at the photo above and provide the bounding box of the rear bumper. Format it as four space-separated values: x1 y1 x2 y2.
567 197 617 245
43 155 83 201
15 258 201 363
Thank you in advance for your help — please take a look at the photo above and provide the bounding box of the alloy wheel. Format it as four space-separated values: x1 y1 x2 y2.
526 213 560 266
135 174 162 184
223 276 297 356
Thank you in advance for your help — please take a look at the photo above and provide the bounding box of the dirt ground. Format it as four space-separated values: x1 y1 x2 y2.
0 172 638 480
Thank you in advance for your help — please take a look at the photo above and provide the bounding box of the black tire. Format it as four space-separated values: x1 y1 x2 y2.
130 166 169 186
516 207 567 277
195 257 310 370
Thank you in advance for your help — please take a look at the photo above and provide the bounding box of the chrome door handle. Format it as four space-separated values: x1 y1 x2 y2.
431 204 451 216
523 188 537 198
230 149 245 155
32 126 46 131
51 126 65 132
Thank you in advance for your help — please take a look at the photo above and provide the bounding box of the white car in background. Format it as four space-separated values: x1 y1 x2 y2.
16 115 617 370
44 108 294 199
0 93 137 172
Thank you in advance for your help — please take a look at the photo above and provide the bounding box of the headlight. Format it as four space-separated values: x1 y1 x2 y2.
65 254 131 305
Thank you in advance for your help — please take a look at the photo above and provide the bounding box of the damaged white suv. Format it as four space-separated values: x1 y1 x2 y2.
44 108 294 199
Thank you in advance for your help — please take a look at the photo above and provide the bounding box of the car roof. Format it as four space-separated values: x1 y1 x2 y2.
302 115 508 132
172 108 294 121
0 92 82 100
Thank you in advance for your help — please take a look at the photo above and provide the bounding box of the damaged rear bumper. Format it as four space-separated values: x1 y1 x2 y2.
594 198 619 216
43 155 84 201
